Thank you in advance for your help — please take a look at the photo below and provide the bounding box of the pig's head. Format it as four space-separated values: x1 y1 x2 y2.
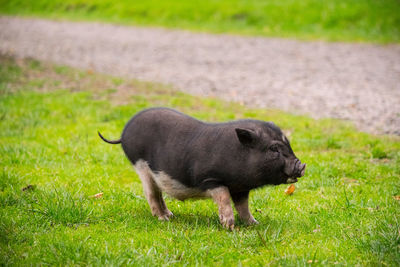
235 122 306 185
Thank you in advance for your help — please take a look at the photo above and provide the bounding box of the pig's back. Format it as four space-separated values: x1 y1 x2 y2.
120 108 202 167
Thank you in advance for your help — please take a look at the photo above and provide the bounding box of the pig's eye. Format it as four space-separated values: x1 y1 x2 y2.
268 145 280 159
270 145 279 153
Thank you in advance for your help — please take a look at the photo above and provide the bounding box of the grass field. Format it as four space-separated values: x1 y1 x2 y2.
1 56 400 265
1 0 400 43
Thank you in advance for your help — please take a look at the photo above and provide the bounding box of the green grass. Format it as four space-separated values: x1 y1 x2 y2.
1 0 400 43
1 56 400 266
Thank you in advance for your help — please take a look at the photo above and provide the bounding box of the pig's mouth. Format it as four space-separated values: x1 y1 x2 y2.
284 159 306 184
286 177 298 184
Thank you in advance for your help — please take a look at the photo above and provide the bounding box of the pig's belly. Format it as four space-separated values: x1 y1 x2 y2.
134 159 210 200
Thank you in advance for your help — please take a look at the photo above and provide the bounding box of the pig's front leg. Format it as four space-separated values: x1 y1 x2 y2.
232 191 258 225
208 186 235 230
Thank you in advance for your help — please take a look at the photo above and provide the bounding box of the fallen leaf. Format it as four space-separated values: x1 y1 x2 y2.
285 184 295 195
89 192 103 199
393 196 400 201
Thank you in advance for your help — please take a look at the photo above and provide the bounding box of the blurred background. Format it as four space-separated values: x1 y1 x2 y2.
1 0 400 42
0 0 399 135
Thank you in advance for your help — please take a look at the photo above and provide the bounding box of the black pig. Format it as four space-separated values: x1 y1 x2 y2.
99 108 306 229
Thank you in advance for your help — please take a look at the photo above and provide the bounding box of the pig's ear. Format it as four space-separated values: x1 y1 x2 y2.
235 128 257 147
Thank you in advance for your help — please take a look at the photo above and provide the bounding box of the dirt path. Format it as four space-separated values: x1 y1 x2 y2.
1 16 399 134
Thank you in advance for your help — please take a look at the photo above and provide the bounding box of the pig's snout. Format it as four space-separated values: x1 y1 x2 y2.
294 159 306 178
284 158 306 183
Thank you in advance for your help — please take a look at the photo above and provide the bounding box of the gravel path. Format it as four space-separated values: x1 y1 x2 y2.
1 16 399 135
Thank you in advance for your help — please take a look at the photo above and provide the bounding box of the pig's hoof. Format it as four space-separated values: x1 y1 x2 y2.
165 209 174 218
220 215 235 230
157 210 174 221
222 221 235 231
247 217 259 225
158 214 171 221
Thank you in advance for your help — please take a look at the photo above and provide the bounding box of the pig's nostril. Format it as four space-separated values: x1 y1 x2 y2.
300 163 306 176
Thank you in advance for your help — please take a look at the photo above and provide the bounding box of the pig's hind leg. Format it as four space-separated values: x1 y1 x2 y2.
134 160 173 221
232 191 258 225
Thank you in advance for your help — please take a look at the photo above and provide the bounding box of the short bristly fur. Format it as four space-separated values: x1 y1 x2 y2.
99 107 306 229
